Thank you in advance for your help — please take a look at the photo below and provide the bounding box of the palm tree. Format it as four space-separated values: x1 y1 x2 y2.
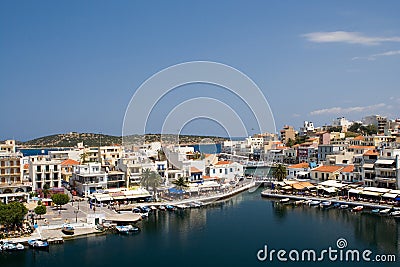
140 168 152 191
149 171 163 200
80 152 88 164
273 164 287 181
171 177 189 195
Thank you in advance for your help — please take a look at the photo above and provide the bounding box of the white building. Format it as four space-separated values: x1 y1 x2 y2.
71 163 107 196
29 156 62 190
209 161 244 181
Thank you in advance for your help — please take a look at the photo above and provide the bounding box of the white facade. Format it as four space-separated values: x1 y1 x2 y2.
29 156 62 190
209 161 244 181
71 163 107 196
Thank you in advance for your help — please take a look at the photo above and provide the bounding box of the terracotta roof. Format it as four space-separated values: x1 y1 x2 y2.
341 165 354 173
214 160 232 166
190 167 202 173
354 135 364 141
61 159 80 166
312 165 343 173
363 150 379 156
288 162 309 169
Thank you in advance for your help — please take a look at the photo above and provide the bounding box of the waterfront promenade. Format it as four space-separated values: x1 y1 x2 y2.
261 189 400 211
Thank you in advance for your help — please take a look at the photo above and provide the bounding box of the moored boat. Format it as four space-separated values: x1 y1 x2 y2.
279 198 290 203
333 203 341 208
28 239 49 249
390 211 400 217
158 205 166 211
309 200 320 206
166 205 176 211
320 201 332 208
371 209 380 214
61 224 75 235
339 204 349 209
352 206 363 212
379 208 391 215
115 225 140 234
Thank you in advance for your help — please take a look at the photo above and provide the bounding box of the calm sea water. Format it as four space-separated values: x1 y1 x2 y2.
1 188 399 267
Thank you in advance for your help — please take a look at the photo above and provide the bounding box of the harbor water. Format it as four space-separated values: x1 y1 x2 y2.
1 188 399 267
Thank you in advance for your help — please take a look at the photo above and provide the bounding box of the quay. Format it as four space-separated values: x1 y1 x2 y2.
261 190 400 211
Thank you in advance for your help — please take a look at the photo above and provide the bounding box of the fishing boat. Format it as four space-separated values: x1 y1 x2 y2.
294 200 305 206
320 201 332 208
2 242 17 251
28 239 49 249
309 200 321 206
371 209 380 214
333 203 341 208
339 204 349 209
176 204 189 209
16 243 24 250
61 224 75 235
352 206 363 212
115 225 140 234
380 208 391 215
158 205 166 211
279 198 290 203
150 206 157 211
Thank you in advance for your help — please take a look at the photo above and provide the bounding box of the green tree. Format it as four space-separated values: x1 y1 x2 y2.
273 164 287 181
51 193 70 213
348 123 362 133
43 183 50 198
80 152 88 164
34 205 47 219
149 171 163 200
0 202 28 228
172 177 189 192
286 138 294 148
140 168 152 191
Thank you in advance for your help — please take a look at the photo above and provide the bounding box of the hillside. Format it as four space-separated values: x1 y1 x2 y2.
19 132 228 147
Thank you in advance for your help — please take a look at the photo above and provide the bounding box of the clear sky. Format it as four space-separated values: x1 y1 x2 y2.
1 1 400 141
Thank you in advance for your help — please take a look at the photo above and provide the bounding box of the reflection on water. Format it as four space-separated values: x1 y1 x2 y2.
270 200 400 256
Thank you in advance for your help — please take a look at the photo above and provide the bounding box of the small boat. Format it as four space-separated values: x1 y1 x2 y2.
352 206 363 212
166 205 176 211
279 198 290 203
176 204 189 209
193 201 203 207
320 201 332 207
371 209 380 214
115 225 140 234
140 212 149 218
380 208 391 215
28 239 49 249
140 206 151 212
150 206 157 211
16 243 25 250
390 211 400 217
339 204 349 209
309 200 320 206
132 207 142 213
294 200 304 206
61 224 75 235
2 242 17 251
333 203 341 208
158 205 166 211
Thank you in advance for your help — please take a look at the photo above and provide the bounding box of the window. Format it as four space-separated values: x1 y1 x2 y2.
212 169 216 174
219 169 222 174
230 168 233 173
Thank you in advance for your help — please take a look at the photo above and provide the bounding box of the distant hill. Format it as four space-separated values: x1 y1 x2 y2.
19 132 228 147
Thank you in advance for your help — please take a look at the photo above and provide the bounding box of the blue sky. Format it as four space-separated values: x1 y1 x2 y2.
1 1 400 141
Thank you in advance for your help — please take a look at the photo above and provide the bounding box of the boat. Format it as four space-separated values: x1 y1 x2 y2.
61 224 75 235
320 201 332 207
352 206 363 212
28 239 49 249
2 242 17 251
380 208 391 215
309 200 321 206
279 198 290 203
371 209 380 214
176 204 189 209
150 206 157 211
115 225 140 234
390 211 400 217
140 206 151 212
140 212 149 218
166 205 176 211
132 207 142 213
333 203 341 208
16 243 24 250
339 204 349 209
158 205 166 211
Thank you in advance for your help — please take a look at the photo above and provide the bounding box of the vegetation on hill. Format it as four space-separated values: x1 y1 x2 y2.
19 132 228 147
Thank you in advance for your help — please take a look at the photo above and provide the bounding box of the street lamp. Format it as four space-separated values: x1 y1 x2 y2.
74 210 79 223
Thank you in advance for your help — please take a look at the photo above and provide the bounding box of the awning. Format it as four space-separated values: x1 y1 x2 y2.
323 187 337 193
282 185 292 190
363 187 391 193
363 163 374 169
361 191 382 197
375 159 395 165
382 193 398 199
348 189 362 194
95 196 113 201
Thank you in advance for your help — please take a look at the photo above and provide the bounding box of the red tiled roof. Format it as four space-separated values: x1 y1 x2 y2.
363 150 379 156
313 165 343 173
348 145 375 150
341 165 354 173
354 135 364 141
214 161 232 166
288 162 309 169
190 167 202 173
61 159 79 166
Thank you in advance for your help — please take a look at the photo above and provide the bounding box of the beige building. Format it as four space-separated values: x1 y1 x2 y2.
280 125 296 144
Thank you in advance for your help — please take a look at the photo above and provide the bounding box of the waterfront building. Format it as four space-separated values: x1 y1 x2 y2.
339 165 355 182
0 148 29 193
29 156 62 190
209 161 243 181
286 162 310 180
361 150 379 187
71 162 107 196
317 144 346 163
310 165 344 181
117 156 155 187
